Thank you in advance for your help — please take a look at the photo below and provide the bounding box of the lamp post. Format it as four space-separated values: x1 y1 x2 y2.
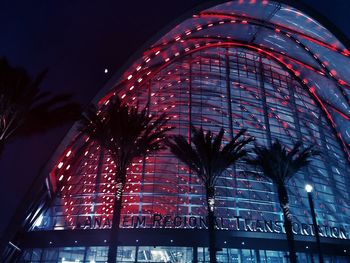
305 184 324 263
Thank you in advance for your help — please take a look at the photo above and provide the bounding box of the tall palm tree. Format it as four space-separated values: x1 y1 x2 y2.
247 140 318 263
167 126 254 263
0 57 80 156
79 97 172 263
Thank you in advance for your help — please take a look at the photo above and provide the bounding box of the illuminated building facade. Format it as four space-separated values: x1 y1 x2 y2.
2 0 350 262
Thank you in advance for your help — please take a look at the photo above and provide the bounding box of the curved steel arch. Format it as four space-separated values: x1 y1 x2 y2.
51 0 350 171
92 0 350 104
106 13 349 106
98 38 350 163
92 3 349 160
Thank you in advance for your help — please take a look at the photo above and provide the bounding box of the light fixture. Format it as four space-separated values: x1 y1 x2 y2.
104 68 108 74
305 184 324 263
305 184 313 193
33 214 44 227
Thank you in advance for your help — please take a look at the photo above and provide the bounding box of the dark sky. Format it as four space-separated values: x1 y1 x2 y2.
0 0 349 235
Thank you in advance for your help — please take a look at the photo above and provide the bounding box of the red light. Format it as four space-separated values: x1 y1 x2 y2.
338 79 346 85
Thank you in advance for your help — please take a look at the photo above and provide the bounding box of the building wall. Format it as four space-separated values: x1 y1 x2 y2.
35 47 350 235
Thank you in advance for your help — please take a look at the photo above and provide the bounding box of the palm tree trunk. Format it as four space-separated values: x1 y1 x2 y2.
207 205 217 263
282 204 297 263
107 177 124 263
278 185 297 263
206 187 217 263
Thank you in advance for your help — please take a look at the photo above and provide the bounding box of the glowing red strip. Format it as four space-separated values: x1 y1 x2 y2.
110 41 350 161
199 12 349 57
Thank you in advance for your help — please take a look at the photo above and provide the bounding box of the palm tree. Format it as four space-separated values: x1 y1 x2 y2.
167 126 254 263
0 57 80 156
247 140 318 263
79 97 172 263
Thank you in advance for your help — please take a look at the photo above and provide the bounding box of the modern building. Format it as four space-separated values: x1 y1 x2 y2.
2 0 350 262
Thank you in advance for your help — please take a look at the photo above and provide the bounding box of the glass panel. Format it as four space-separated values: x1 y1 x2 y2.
36 46 350 255
117 246 136 262
58 247 85 262
85 246 108 262
260 250 288 263
18 247 350 263
41 248 59 262
137 246 192 263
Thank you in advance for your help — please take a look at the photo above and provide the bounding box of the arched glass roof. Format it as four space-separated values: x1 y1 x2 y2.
96 0 349 161
4 2 350 259
12 0 350 234
36 0 350 231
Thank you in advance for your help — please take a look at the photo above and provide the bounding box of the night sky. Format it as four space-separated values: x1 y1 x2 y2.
0 0 349 236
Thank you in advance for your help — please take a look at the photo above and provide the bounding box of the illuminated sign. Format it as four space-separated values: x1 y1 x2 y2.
75 213 348 239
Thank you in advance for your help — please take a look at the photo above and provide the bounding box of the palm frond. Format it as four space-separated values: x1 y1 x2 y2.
168 126 254 188
166 135 203 177
79 96 173 174
0 57 80 155
247 140 318 185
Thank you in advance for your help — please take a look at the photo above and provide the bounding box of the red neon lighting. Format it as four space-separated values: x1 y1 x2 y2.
199 12 348 57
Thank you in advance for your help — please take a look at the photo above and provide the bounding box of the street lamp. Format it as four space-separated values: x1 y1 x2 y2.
305 184 324 263
305 184 313 193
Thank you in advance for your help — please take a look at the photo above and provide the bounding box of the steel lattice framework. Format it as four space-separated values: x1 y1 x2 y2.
38 44 350 231
4 1 350 258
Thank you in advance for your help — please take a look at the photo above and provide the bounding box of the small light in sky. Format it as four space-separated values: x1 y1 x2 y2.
104 68 108 74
